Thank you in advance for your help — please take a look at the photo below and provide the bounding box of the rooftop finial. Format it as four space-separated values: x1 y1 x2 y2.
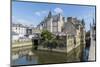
48 11 52 18
81 19 85 26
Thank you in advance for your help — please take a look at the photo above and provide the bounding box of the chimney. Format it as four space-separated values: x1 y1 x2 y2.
67 17 73 22
62 17 65 22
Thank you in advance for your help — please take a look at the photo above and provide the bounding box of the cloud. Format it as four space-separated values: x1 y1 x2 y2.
12 18 33 26
17 19 32 25
41 11 47 14
12 16 15 19
54 8 63 14
35 10 48 16
35 12 41 16
12 16 17 23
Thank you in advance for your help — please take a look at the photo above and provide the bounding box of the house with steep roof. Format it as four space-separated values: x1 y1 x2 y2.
37 11 65 33
63 17 85 54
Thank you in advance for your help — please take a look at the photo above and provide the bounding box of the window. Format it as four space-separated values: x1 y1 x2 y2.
53 27 57 32
53 22 57 26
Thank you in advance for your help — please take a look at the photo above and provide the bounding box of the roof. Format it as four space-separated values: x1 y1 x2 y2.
12 23 29 28
63 21 76 35
37 13 61 26
52 14 60 22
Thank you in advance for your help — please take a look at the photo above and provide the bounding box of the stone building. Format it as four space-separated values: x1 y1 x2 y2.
37 11 65 33
36 12 86 55
26 26 34 36
63 17 85 59
63 17 86 55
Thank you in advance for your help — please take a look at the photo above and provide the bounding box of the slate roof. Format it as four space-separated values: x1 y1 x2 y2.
12 23 27 28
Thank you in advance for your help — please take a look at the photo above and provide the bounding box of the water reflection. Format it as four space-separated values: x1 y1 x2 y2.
12 47 90 66
83 47 89 61
12 52 38 65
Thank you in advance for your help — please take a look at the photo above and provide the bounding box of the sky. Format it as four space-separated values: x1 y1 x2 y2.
12 1 96 31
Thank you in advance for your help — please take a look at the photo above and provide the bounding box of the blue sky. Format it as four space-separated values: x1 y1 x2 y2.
12 1 96 31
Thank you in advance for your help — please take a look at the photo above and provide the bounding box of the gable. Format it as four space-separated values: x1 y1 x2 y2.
63 22 76 35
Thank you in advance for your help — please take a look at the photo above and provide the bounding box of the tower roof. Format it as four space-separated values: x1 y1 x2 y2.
48 11 52 18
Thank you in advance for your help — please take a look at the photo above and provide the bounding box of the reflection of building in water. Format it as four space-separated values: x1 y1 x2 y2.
12 52 38 65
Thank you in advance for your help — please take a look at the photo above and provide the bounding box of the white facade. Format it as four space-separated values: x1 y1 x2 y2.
12 23 27 36
37 11 64 33
12 23 28 42
12 35 19 41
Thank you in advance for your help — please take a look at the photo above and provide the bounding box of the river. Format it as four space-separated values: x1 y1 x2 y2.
11 46 90 66
12 54 38 66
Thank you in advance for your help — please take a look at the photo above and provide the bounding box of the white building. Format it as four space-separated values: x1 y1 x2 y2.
12 31 19 43
12 23 34 36
12 23 35 42
12 23 27 36
37 11 65 33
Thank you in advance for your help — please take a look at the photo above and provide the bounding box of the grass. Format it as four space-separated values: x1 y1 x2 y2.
32 45 81 64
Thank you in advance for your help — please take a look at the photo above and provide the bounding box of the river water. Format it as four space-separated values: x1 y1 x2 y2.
12 55 38 66
12 47 90 66
83 47 90 61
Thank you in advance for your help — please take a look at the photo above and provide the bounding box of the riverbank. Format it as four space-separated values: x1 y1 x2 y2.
12 45 81 66
32 45 81 64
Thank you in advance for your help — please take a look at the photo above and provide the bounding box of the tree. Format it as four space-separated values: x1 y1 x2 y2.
41 30 55 51
41 30 54 41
